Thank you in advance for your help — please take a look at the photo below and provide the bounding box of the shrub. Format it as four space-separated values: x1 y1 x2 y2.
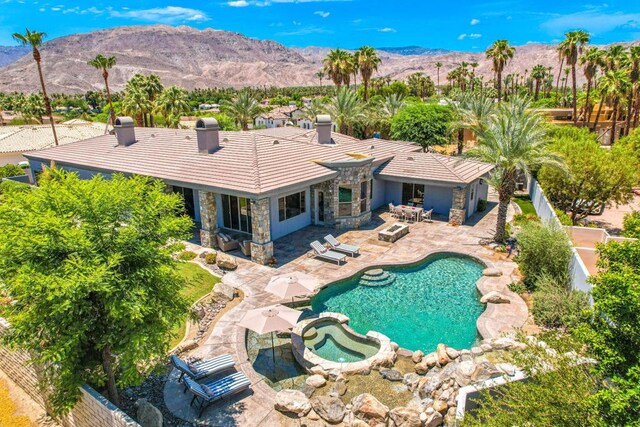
390 103 453 151
513 213 539 226
622 211 640 238
516 221 572 288
0 180 30 195
204 252 217 265
532 275 589 329
508 281 527 294
477 199 487 212
554 209 572 226
0 164 24 179
177 250 197 261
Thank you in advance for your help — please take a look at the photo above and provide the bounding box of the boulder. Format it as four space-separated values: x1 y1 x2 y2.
470 361 502 383
470 346 484 356
432 399 448 414
414 361 429 375
496 363 518 376
216 252 238 270
310 396 346 424
403 373 421 391
351 393 389 426
306 374 327 388
307 409 320 421
380 368 404 382
480 343 493 353
299 384 316 398
480 291 510 304
436 344 450 366
135 399 163 427
418 376 444 400
482 268 502 277
423 411 444 427
274 389 311 416
445 407 457 426
411 350 424 363
491 337 518 350
445 347 460 360
454 360 477 387
309 365 327 377
389 406 421 427
334 379 348 396
212 282 235 301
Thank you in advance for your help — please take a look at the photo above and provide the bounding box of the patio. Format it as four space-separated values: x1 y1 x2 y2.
164 195 527 426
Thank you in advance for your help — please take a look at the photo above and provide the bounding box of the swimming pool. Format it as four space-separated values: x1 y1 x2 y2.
303 317 380 363
310 253 485 353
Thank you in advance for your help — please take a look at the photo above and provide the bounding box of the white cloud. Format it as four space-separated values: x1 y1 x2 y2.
458 33 482 40
378 27 397 33
314 10 330 18
277 25 332 36
227 0 249 7
470 18 480 25
109 6 210 23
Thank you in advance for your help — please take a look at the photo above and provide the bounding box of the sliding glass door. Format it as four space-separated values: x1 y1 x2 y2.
401 183 425 205
221 194 252 233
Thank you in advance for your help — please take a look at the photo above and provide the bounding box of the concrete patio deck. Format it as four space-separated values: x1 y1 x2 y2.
164 196 527 426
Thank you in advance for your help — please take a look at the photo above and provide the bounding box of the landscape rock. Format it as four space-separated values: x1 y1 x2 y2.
216 252 238 271
307 409 320 421
135 399 163 427
334 379 348 396
299 384 316 398
482 267 503 277
423 410 444 427
480 343 493 353
310 396 346 424
491 337 518 350
351 393 389 426
471 361 502 383
480 291 510 304
432 399 448 414
445 347 460 360
274 389 311 416
309 365 327 377
380 368 404 382
389 406 421 427
436 344 450 365
306 374 327 388
454 360 477 387
470 346 484 356
212 281 235 301
496 363 518 376
403 373 421 391
445 407 457 426
412 350 424 363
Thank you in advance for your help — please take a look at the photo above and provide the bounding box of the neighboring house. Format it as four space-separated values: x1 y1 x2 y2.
255 106 306 129
25 115 493 265
0 121 106 166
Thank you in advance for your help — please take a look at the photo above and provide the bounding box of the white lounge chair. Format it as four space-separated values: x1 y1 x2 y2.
310 241 347 265
324 234 360 257
184 373 251 417
171 354 235 383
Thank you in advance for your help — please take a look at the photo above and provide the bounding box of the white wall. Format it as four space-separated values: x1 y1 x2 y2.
0 152 25 166
465 179 488 218
269 188 311 240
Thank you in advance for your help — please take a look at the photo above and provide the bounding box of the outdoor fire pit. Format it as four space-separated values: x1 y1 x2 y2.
378 223 409 243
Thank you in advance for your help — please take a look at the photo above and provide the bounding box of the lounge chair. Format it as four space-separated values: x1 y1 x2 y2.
239 240 252 257
310 241 347 265
184 373 251 417
216 232 239 252
324 234 360 257
170 354 235 383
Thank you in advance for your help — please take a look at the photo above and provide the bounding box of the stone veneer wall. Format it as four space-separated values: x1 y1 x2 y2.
198 191 218 248
0 319 140 427
310 179 336 226
250 198 273 264
449 186 467 225
330 163 373 229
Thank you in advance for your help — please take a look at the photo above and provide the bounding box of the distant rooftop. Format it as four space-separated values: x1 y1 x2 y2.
0 122 106 154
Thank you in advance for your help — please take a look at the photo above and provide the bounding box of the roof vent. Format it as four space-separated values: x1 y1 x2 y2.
316 114 333 144
184 135 191 140
370 145 375 149
195 118 220 154
222 138 229 143
273 140 279 145
407 156 414 161
114 116 136 147
150 133 156 138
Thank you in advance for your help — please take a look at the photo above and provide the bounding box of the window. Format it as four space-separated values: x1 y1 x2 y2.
401 183 425 206
369 179 374 200
338 186 353 217
221 195 252 233
360 181 368 213
278 191 306 221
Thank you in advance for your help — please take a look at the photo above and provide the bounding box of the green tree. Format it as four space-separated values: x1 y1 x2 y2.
12 29 58 145
390 102 453 151
466 97 563 241
221 91 263 131
87 54 117 126
154 86 190 128
448 92 496 154
538 126 639 223
0 170 193 412
121 86 151 127
531 274 589 329
315 70 325 87
434 61 443 90
406 72 435 100
0 164 24 179
325 88 365 135
355 46 381 101
580 47 604 126
558 30 590 124
622 211 640 238
517 221 573 286
530 64 547 101
485 39 516 102
322 48 354 88
600 69 631 145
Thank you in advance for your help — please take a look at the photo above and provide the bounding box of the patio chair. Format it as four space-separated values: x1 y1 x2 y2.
423 209 433 222
170 354 235 383
388 203 398 218
184 373 251 417
310 241 347 265
324 234 360 257
216 232 239 252
239 240 252 257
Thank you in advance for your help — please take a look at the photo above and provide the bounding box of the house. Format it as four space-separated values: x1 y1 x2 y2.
0 121 106 166
25 115 493 265
255 106 306 129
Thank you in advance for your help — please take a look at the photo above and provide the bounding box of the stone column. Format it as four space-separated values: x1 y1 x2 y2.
250 198 273 265
198 191 219 248
449 186 467 225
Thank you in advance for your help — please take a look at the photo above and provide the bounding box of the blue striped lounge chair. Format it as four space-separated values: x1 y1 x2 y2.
310 240 347 265
170 354 235 384
184 373 251 417
324 234 360 257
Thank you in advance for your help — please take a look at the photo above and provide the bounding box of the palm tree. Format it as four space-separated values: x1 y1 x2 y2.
221 92 263 131
580 47 603 127
121 87 151 127
12 29 58 145
624 46 640 134
485 40 516 102
530 64 547 100
448 92 497 154
406 72 433 100
380 93 406 117
470 62 479 91
315 71 325 87
154 86 189 128
557 30 590 124
87 54 117 126
142 74 163 127
599 70 631 145
323 48 352 88
435 62 443 92
466 97 563 242
355 46 381 101
325 88 365 135
302 98 326 122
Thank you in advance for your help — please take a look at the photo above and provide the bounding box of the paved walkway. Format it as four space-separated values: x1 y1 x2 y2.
164 198 526 426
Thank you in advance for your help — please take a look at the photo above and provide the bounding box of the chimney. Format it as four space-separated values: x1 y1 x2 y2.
114 117 136 146
316 115 333 144
195 118 220 154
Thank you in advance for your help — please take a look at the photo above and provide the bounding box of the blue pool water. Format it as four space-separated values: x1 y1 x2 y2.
310 253 485 353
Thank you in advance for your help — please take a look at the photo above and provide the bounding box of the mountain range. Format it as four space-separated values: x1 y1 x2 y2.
0 25 637 94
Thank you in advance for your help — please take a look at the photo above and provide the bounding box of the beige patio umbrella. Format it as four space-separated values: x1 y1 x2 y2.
265 272 318 303
238 304 303 363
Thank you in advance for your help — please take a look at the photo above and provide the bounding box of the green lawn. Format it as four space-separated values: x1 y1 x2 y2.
169 262 221 348
513 194 537 216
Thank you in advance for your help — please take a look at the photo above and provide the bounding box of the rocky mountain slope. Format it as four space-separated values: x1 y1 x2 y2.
0 46 30 68
0 25 637 93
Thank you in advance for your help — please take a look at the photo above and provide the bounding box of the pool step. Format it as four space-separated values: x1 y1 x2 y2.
360 270 396 287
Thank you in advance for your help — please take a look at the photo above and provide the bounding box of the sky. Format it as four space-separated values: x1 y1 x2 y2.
1 0 640 50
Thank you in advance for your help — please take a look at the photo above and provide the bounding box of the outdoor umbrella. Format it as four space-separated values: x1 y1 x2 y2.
265 272 318 303
238 304 303 363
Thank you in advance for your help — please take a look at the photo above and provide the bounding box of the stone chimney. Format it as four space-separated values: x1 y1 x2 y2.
316 115 333 144
114 117 136 146
195 118 220 154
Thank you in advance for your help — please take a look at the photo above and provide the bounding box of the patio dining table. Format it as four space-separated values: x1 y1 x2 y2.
396 205 423 222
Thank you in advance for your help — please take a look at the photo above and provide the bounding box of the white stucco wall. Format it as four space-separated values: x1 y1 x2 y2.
269 188 311 240
465 179 488 218
0 152 25 166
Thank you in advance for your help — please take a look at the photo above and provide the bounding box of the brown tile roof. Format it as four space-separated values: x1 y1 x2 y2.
0 122 106 153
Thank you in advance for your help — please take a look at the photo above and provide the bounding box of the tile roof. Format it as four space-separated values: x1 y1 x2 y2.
0 122 106 154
